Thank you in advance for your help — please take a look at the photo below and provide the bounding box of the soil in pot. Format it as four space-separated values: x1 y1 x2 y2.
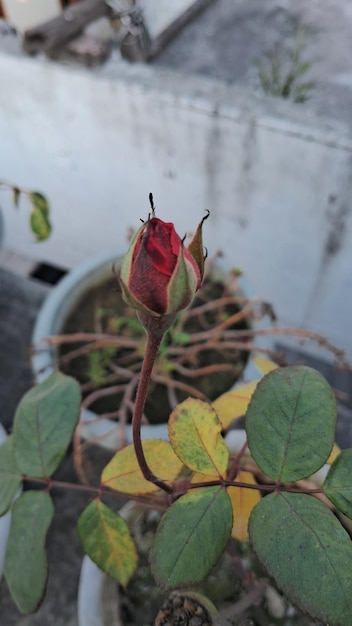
59 269 251 424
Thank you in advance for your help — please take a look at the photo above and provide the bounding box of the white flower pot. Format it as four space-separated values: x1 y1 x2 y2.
78 557 108 626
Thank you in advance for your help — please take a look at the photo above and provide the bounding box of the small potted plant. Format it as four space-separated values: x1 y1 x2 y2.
0 207 351 625
0 179 51 244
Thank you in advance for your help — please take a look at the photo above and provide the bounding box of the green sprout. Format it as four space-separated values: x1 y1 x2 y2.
259 25 316 103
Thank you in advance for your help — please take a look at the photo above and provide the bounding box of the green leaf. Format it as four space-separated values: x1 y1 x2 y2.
246 366 336 481
29 191 50 216
78 500 138 587
29 191 51 240
168 398 229 476
150 486 233 588
4 490 54 613
30 207 51 241
13 372 81 477
0 436 21 516
249 492 352 624
324 449 352 518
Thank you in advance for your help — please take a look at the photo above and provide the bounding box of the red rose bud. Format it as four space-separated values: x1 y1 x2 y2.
119 212 208 318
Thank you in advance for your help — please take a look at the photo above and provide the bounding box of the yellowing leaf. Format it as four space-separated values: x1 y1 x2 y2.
252 355 278 375
101 440 183 494
211 358 277 430
212 381 258 429
169 399 229 477
191 471 218 484
327 443 340 464
78 500 138 587
227 471 261 541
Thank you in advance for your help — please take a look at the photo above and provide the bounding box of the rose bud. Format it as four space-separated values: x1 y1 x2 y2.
119 203 208 322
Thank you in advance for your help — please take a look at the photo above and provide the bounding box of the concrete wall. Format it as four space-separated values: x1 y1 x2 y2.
1 50 352 360
137 0 197 38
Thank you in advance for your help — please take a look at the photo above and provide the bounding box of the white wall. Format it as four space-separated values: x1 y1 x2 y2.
1 50 352 360
137 0 197 39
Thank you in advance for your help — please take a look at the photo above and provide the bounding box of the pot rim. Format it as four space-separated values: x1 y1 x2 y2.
31 247 273 450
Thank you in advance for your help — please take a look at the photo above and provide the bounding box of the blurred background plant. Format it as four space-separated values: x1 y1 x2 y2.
259 25 316 103
0 179 51 241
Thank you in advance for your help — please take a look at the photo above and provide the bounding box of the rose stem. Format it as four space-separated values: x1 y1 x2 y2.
132 331 173 494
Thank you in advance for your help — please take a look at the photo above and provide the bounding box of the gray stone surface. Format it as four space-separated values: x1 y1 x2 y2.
0 269 49 431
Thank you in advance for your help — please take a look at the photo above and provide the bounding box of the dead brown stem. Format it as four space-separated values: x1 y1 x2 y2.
209 301 257 334
180 295 257 322
152 374 209 401
82 384 127 410
172 362 237 378
39 332 138 349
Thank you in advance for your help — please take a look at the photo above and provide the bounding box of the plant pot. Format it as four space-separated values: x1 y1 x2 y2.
32 248 272 450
